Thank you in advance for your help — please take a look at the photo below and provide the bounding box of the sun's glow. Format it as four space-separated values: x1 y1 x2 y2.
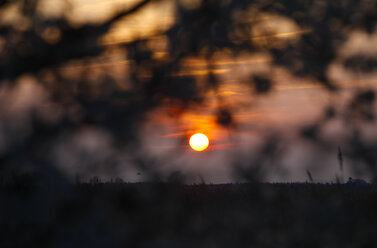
189 133 209 151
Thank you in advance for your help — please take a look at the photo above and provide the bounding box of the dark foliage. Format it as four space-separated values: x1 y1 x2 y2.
0 0 376 178
0 0 377 246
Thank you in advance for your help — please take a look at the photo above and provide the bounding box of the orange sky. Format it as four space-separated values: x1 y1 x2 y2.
1 0 377 182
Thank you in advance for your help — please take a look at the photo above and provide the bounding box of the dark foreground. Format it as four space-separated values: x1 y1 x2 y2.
2 182 377 248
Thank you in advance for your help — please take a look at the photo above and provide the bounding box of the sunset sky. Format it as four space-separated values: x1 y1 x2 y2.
1 0 377 182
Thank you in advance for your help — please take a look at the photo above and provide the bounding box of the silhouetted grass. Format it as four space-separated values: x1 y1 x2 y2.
2 181 377 247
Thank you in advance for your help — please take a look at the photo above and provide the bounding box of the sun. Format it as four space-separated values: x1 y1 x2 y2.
189 133 209 152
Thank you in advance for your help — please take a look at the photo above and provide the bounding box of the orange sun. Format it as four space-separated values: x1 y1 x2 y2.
189 133 209 151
